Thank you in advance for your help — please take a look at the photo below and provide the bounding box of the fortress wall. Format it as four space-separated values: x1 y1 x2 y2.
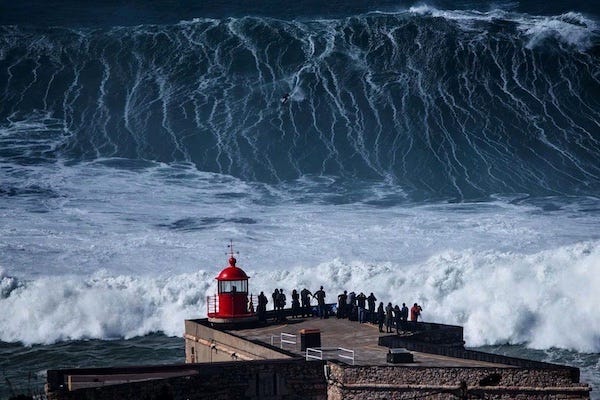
184 319 292 363
327 363 590 400
47 359 327 400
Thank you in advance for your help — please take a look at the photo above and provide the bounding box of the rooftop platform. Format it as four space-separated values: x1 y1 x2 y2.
224 316 512 368
45 313 590 399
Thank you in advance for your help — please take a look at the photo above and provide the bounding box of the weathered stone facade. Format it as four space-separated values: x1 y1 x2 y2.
46 318 591 400
47 360 591 400
184 319 292 363
326 363 590 400
47 359 327 400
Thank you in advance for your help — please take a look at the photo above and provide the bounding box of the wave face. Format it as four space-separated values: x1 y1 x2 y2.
1 8 599 200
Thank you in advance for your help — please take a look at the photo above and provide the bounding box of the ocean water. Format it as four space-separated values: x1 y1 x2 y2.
1 0 599 398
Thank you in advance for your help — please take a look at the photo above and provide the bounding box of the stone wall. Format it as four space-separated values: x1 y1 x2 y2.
326 363 590 400
381 334 581 381
395 322 465 346
47 359 327 400
184 319 292 363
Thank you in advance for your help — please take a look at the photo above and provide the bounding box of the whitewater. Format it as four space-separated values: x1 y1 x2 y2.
1 0 600 397
1 167 600 349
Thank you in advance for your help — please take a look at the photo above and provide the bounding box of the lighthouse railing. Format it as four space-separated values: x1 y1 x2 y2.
207 293 258 317
206 294 219 316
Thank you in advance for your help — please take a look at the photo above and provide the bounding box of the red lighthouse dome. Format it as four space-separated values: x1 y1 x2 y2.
207 242 257 324
216 257 249 280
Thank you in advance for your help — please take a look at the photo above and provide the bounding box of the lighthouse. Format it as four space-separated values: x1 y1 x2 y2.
207 241 257 324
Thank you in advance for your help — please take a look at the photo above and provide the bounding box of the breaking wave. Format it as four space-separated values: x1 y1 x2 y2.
1 241 599 352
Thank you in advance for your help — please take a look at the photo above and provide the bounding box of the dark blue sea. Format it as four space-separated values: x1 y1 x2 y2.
1 1 599 398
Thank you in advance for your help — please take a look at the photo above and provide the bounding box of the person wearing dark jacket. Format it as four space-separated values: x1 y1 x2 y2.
300 288 312 317
377 302 385 332
291 289 300 318
337 290 348 318
394 304 402 334
257 291 268 322
314 286 327 318
346 291 355 318
367 292 377 323
401 303 409 329
356 292 367 323
272 289 279 311
385 302 394 333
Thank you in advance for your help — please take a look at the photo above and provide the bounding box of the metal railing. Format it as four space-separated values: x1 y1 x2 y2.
270 332 297 349
206 294 258 316
337 347 355 365
207 294 218 315
305 347 355 365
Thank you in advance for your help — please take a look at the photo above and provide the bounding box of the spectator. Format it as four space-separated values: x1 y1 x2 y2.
356 292 367 323
276 289 287 322
385 302 394 333
377 302 385 332
367 292 377 323
346 291 356 319
257 291 268 322
410 303 423 327
272 289 279 311
337 290 347 318
300 288 312 317
314 286 327 319
401 303 409 330
394 304 402 334
291 289 300 318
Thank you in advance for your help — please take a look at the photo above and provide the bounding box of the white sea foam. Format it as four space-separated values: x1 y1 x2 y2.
519 12 598 50
0 269 213 344
407 5 598 50
1 161 599 349
1 241 599 352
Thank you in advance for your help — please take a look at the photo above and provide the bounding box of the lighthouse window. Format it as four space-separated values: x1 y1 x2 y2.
219 280 247 293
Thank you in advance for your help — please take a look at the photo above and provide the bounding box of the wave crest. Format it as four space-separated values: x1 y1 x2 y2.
1 242 599 352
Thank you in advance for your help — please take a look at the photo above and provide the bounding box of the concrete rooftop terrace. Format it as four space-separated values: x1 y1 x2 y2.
225 316 512 368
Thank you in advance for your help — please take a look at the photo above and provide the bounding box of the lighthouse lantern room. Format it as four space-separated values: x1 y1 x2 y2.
207 242 257 324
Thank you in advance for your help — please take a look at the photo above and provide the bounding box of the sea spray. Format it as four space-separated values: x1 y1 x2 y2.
1 241 599 352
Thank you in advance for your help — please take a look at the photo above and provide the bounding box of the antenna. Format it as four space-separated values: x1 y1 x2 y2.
227 240 239 258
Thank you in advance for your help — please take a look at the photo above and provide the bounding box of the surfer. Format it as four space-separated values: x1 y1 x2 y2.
280 93 290 105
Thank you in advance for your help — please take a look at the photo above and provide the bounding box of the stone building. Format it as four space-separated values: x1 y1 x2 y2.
46 313 590 399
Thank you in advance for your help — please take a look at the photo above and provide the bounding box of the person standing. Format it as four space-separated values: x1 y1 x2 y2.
367 292 377 323
291 289 300 318
337 290 348 318
314 286 327 319
385 302 394 333
377 302 385 332
394 304 402 334
272 289 279 311
401 303 409 330
300 288 312 317
356 292 367 323
277 289 287 321
410 303 423 328
346 291 356 320
257 291 268 322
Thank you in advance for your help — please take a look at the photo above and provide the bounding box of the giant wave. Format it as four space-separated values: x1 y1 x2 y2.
1 7 599 201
